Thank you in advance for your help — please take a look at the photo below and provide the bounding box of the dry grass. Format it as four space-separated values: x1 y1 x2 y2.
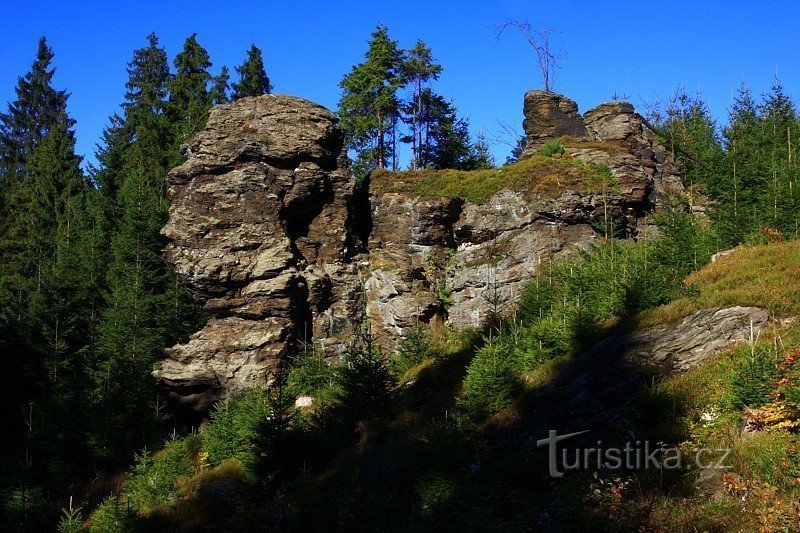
370 153 609 204
559 135 629 154
638 240 800 326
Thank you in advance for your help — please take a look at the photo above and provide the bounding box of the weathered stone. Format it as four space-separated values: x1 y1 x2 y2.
155 94 362 409
522 90 588 151
585 306 770 373
157 90 690 409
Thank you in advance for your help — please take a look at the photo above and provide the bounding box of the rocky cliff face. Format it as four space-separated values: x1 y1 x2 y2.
156 91 687 409
155 95 363 410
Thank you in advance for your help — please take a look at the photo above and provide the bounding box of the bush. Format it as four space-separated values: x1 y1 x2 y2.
390 326 436 377
513 314 572 368
458 340 522 419
334 332 397 424
538 140 565 157
203 389 272 469
89 495 143 532
731 345 781 408
286 344 338 404
121 435 202 513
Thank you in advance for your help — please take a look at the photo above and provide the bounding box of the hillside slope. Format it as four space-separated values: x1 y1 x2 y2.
86 240 800 531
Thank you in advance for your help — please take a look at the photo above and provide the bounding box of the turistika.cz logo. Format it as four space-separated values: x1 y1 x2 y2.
536 430 731 478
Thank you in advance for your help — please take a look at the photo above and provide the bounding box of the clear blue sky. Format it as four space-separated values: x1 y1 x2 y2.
1 0 798 167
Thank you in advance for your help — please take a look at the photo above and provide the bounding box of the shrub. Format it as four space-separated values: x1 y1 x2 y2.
334 332 397 424
513 314 572 368
286 343 338 404
458 340 522 419
203 389 272 469
390 326 436 377
538 140 565 157
121 435 202 513
731 345 781 408
89 494 144 532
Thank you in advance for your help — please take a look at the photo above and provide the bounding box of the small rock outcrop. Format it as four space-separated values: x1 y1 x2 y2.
522 91 588 150
156 90 692 408
586 306 770 373
521 90 683 205
155 95 362 410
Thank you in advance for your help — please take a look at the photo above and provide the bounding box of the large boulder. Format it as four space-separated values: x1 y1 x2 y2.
155 94 362 410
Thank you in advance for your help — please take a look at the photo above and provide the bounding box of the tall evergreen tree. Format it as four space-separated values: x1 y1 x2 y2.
338 24 405 174
210 66 231 105
718 85 768 243
23 120 100 484
760 79 799 232
168 34 213 151
89 34 174 460
401 40 442 170
89 33 204 461
415 89 487 170
0 36 73 305
0 37 72 177
231 44 272 100
0 38 98 493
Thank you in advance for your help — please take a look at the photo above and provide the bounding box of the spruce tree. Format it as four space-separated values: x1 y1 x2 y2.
0 37 72 177
90 33 204 460
402 40 442 170
719 85 767 243
416 89 478 170
168 34 213 149
760 79 799 233
24 121 99 482
210 66 231 105
338 24 405 174
231 44 272 100
0 36 73 304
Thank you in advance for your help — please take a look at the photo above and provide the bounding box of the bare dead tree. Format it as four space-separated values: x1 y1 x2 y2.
491 118 524 150
495 20 563 92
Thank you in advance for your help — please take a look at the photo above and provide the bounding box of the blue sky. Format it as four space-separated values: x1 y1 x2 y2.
1 0 798 167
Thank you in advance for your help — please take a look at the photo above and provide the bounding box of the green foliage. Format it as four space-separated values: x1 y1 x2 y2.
286 343 338 403
538 139 565 157
390 326 436 376
333 330 398 423
209 65 230 105
338 24 405 173
1 485 56 531
88 495 142 533
371 153 614 204
121 435 201 512
403 40 442 170
731 344 782 408
168 33 213 149
0 36 72 175
458 340 522 418
651 190 718 283
648 83 800 246
203 389 273 470
231 44 272 100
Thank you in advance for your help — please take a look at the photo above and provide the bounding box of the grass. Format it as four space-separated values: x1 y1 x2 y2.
85 239 800 530
370 153 612 204
638 239 800 326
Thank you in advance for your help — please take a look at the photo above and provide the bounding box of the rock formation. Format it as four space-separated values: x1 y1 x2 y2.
521 90 684 203
156 90 690 409
155 95 362 410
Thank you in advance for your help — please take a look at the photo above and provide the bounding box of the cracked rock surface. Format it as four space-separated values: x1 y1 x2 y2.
156 91 696 409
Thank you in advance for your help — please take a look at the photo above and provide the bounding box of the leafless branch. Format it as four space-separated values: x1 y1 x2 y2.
489 118 524 149
495 19 563 92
